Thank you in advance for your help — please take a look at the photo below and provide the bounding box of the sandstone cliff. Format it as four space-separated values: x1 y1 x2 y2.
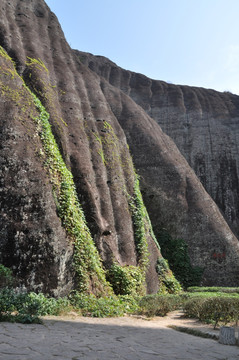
79 52 239 240
0 0 238 294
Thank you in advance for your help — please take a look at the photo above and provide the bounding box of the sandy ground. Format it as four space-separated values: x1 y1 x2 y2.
0 311 239 360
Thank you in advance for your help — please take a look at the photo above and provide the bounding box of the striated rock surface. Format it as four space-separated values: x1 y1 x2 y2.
0 0 161 294
78 52 239 239
0 0 238 293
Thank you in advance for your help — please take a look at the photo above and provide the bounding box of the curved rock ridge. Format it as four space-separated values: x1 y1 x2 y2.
78 51 239 239
0 0 161 294
0 0 238 292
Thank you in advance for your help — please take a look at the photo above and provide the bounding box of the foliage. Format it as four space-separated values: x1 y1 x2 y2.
129 178 182 295
106 263 145 296
0 46 16 65
0 284 72 323
156 258 182 294
69 292 139 317
24 292 72 316
156 230 204 288
187 286 239 294
30 93 111 295
0 49 183 297
0 264 14 288
0 288 41 323
0 48 111 294
3 285 239 326
129 175 150 269
183 291 239 299
138 294 182 317
128 175 181 295
183 296 239 328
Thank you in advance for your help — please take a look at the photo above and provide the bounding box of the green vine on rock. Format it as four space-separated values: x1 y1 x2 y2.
106 263 145 296
129 175 150 270
0 48 182 297
129 174 181 294
31 94 111 295
156 257 182 294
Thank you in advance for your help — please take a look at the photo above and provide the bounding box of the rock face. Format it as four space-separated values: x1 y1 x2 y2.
0 0 238 293
79 52 239 240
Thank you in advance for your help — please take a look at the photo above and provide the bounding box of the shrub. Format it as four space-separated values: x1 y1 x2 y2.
138 294 182 317
0 264 14 288
106 263 145 296
24 293 72 316
183 296 239 327
0 287 72 323
187 286 239 294
183 296 206 319
0 288 41 323
69 292 139 317
156 258 182 294
0 288 16 319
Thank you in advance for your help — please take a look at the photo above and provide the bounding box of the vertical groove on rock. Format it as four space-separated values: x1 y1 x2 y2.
1 0 239 292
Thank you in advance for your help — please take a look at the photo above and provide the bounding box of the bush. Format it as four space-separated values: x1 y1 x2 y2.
183 296 206 319
184 291 239 299
0 288 16 317
0 264 14 288
138 294 182 317
0 287 72 323
0 288 41 323
24 293 72 316
156 258 182 294
183 296 239 327
187 286 239 294
106 263 145 296
69 292 139 317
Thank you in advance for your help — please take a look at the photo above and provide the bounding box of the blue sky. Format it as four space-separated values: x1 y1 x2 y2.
46 0 239 95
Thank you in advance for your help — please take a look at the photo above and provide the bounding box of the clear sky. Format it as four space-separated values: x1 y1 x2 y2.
45 0 239 95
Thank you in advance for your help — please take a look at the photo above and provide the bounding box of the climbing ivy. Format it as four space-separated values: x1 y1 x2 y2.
129 175 150 270
0 47 111 295
31 94 112 295
156 257 182 294
129 175 182 294
106 263 145 296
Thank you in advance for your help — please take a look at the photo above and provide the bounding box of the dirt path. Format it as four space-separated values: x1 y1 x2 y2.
0 311 238 360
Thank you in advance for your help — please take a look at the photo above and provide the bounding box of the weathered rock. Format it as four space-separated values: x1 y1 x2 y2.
0 0 238 293
78 52 239 240
98 79 239 285
0 0 162 294
0 54 74 296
